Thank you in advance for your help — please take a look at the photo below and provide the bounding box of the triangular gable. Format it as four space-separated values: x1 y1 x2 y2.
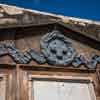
0 4 100 42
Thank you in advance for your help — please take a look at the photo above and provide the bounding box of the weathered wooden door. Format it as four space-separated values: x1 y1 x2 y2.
0 65 99 100
18 65 100 100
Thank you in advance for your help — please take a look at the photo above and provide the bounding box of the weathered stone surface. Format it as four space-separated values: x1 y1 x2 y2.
0 41 45 64
72 53 100 69
41 30 76 66
28 49 46 64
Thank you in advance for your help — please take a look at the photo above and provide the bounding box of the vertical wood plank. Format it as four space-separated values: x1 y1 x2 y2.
0 76 6 100
16 64 21 100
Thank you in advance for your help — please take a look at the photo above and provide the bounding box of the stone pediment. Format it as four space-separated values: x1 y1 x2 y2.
0 4 99 70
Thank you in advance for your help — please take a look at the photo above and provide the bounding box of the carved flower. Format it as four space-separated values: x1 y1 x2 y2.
40 30 76 66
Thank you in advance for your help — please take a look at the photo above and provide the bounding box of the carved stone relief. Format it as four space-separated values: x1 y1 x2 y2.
40 30 76 65
72 53 100 69
0 30 99 69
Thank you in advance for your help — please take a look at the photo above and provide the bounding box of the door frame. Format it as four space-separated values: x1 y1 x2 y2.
17 64 100 100
0 64 16 100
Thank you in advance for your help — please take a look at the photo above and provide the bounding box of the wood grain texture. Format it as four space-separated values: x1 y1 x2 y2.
0 4 100 43
0 19 99 100
0 65 16 100
0 75 6 100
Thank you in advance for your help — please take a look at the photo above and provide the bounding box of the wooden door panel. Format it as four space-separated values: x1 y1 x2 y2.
28 77 96 100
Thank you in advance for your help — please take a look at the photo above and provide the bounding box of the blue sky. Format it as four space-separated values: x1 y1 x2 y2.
0 0 99 21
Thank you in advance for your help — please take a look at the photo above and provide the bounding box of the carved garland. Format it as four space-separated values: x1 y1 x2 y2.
0 30 99 69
